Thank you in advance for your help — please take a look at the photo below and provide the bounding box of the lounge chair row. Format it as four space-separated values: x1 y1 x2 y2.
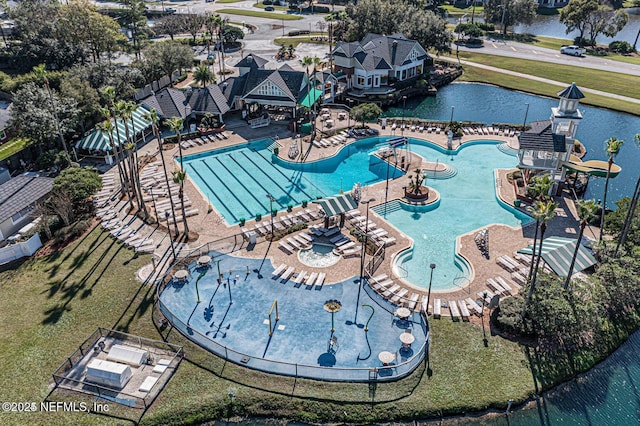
101 219 155 253
271 263 326 286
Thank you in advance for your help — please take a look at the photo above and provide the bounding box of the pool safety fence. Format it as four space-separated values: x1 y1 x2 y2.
158 296 428 382
51 327 183 409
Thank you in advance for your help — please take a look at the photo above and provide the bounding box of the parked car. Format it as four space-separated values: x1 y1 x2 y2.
265 6 275 11
560 45 586 57
165 7 177 13
207 53 215 60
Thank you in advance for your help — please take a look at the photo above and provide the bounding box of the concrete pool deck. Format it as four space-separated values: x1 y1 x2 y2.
108 113 593 315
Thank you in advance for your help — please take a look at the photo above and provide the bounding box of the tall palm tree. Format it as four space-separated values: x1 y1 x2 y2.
193 63 215 87
299 56 313 78
100 88 131 195
599 137 624 242
124 101 149 220
116 100 145 215
166 117 189 237
214 14 228 76
33 64 72 164
522 200 557 318
616 133 640 256
564 199 598 290
143 109 179 236
525 175 553 282
96 118 126 196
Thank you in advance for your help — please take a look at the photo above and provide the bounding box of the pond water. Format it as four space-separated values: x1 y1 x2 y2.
383 82 640 204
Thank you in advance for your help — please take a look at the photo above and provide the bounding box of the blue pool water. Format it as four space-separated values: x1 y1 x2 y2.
159 252 427 378
374 140 532 291
182 138 404 223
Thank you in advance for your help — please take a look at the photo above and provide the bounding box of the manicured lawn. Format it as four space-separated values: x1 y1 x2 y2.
441 4 484 16
0 137 28 161
217 8 303 20
456 51 640 102
457 62 640 116
0 226 537 425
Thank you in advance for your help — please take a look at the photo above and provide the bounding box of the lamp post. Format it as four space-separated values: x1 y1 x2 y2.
500 3 507 35
266 193 276 238
449 105 455 125
522 102 530 131
401 95 407 137
359 198 376 285
165 212 176 260
426 263 436 315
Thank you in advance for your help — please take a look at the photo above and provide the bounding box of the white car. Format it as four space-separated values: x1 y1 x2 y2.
560 45 586 57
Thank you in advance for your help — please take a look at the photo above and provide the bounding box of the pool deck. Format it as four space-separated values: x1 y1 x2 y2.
110 110 593 317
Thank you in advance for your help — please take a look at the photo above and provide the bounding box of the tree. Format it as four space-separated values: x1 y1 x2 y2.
193 63 215 87
599 137 624 242
484 0 537 35
134 41 194 84
222 25 244 44
455 23 483 41
316 20 327 39
559 0 599 47
184 14 206 43
57 0 126 62
564 199 599 290
299 56 313 77
68 62 144 100
53 166 102 204
522 200 557 318
166 117 189 236
154 15 187 40
345 0 451 53
616 133 640 256
585 7 628 46
350 103 382 127
144 109 179 236
525 174 554 282
11 82 80 153
119 0 149 58
60 76 101 134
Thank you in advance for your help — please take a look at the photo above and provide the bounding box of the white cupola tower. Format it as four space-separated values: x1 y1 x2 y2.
551 82 585 153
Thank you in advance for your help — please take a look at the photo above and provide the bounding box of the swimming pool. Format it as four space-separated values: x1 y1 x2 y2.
373 139 533 291
158 252 428 381
182 138 404 224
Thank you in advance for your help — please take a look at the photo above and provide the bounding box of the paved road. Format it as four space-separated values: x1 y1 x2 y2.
457 38 640 77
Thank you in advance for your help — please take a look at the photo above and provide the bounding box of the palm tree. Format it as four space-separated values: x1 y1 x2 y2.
143 109 179 236
299 56 313 78
193 63 215 87
100 88 131 195
166 117 189 237
116 100 145 216
522 200 557 318
599 137 624 242
33 64 72 164
525 175 553 282
124 101 149 220
564 199 598 290
616 133 640 256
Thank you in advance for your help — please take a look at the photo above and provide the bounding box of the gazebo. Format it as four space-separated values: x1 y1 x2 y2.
517 236 597 277
75 106 152 164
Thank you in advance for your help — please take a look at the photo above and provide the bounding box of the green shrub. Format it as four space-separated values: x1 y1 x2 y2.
54 219 92 242
477 22 495 31
262 0 272 4
609 41 634 54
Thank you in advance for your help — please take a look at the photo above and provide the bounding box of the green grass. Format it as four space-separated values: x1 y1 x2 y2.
456 51 640 102
0 226 538 425
440 4 484 16
0 137 28 161
457 62 640 116
217 8 303 20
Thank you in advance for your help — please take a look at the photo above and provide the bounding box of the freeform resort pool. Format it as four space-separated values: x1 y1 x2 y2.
182 137 532 292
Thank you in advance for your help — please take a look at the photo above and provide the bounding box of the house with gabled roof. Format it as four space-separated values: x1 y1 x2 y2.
221 54 318 122
187 85 230 123
140 88 190 121
331 33 430 94
0 174 53 242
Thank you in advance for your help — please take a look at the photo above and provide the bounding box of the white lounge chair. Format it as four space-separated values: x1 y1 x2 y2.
457 300 470 320
280 266 295 281
465 297 483 315
293 270 307 284
433 299 441 318
315 272 326 286
279 241 294 253
272 263 287 277
382 284 400 298
448 300 460 319
306 272 318 285
390 288 409 304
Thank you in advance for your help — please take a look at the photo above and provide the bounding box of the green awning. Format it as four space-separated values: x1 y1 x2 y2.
298 87 323 108
75 106 152 152
315 194 358 217
517 236 597 277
